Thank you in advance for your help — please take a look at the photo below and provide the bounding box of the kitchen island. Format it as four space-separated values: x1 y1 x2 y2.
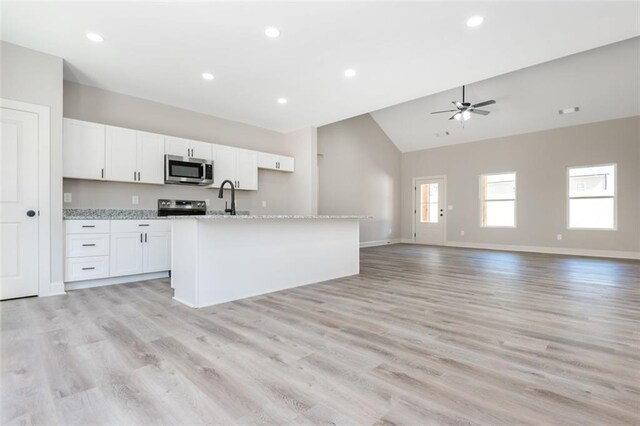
170 215 366 308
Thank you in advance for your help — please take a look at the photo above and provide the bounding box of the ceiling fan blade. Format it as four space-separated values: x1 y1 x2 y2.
449 112 460 120
431 109 458 114
470 109 490 115
453 101 463 109
472 100 496 108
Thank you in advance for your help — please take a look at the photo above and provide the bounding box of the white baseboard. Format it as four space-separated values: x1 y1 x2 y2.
65 271 170 291
172 296 196 308
445 242 640 260
397 238 638 259
360 239 401 248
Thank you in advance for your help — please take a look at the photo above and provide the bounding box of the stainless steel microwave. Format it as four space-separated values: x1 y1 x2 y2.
164 155 213 185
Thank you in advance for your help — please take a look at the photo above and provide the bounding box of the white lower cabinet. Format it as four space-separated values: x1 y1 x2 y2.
143 231 172 272
65 219 171 283
110 232 144 277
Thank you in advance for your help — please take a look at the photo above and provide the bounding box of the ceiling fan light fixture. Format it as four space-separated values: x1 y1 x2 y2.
462 111 471 120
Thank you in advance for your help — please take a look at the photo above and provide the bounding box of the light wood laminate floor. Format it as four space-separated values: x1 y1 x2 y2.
2 244 639 425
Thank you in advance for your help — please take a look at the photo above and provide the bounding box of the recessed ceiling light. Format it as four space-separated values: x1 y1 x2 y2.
344 69 357 78
86 32 104 43
559 106 580 115
265 27 281 38
277 98 288 105
202 72 215 81
466 16 484 28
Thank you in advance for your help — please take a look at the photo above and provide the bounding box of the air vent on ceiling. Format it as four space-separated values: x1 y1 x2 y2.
558 106 580 115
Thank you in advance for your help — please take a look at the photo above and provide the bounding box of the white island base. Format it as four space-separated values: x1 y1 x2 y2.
170 216 362 308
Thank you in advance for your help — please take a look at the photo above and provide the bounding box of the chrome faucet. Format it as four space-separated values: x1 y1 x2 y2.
218 180 236 215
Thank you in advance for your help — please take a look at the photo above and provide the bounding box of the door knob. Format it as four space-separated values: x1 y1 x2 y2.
26 210 36 217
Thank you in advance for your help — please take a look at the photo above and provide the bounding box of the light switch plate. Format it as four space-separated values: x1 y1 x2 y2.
557 234 563 241
63 193 72 203
262 201 267 208
448 205 453 210
132 195 139 205
460 230 465 236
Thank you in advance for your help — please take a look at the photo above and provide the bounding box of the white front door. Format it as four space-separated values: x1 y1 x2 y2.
414 177 446 245
1 107 40 299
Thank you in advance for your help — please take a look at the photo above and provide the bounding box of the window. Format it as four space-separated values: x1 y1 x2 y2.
420 183 439 223
480 173 516 227
568 164 616 229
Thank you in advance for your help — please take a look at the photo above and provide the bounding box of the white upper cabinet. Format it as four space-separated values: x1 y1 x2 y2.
165 136 212 161
212 144 236 187
105 126 137 182
63 118 106 180
211 145 257 190
235 148 258 191
105 126 165 184
191 140 213 161
257 152 295 172
137 131 165 184
164 136 191 157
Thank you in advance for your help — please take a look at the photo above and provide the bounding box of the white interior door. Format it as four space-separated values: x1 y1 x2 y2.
414 177 446 245
1 107 39 299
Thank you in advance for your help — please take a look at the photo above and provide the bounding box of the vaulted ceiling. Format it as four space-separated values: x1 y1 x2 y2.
370 37 640 152
2 1 638 136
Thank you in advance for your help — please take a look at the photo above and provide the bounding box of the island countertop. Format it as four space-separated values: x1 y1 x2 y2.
168 215 371 220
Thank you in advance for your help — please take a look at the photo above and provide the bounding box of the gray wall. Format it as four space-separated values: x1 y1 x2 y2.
318 114 402 243
401 116 640 254
1 42 64 285
63 82 317 214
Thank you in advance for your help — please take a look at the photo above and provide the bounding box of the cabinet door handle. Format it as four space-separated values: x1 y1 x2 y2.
82 243 96 247
140 233 143 243
81 267 95 271
134 171 136 181
145 233 147 243
138 224 150 227
101 168 104 179
138 172 141 181
81 225 95 228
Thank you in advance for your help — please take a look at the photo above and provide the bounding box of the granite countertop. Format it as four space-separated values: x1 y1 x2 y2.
168 215 371 220
63 209 250 220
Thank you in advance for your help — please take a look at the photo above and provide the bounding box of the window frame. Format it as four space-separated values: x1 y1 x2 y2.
479 172 517 228
566 163 617 231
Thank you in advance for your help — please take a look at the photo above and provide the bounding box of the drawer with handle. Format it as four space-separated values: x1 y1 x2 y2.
65 220 110 234
65 256 109 282
110 219 170 233
65 234 109 258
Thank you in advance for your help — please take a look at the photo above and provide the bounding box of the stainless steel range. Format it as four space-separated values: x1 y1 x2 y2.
157 199 207 216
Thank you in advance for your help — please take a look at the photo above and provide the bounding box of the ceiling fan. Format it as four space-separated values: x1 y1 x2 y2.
431 85 496 121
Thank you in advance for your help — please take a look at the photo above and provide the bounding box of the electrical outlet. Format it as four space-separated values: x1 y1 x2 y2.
205 199 210 206
63 193 72 203
557 234 563 241
448 205 453 210
460 230 465 236
132 195 139 205
262 201 267 208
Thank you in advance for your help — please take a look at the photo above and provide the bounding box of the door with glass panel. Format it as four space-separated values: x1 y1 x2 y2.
414 178 445 245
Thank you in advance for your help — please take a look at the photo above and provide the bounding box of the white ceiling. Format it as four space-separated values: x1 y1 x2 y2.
1 2 639 133
371 36 640 152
